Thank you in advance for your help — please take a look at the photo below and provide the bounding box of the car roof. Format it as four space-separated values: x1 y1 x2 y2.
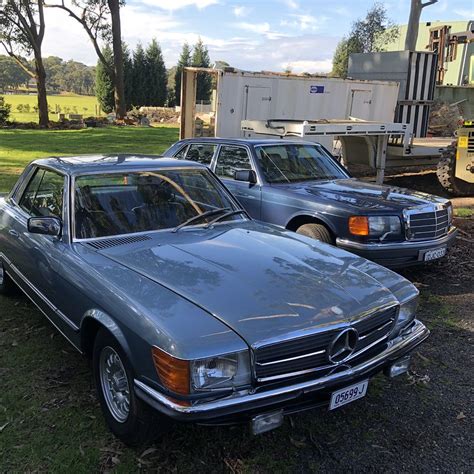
176 137 321 147
31 154 207 176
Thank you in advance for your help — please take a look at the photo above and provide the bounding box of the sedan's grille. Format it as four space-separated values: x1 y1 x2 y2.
254 306 397 381
406 207 449 241
468 136 474 153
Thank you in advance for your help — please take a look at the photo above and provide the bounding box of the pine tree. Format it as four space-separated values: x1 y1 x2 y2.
131 43 147 107
123 42 134 110
192 38 212 102
95 45 115 113
174 43 192 106
145 39 167 106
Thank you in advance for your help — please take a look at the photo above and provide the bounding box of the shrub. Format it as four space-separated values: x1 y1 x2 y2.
0 96 11 124
16 104 24 113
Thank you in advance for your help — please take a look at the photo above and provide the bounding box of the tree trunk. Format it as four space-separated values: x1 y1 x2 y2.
405 0 438 51
107 0 126 119
35 55 49 128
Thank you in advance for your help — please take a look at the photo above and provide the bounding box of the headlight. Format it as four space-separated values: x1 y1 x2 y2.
191 351 251 391
446 203 453 225
349 216 401 237
152 347 251 395
391 296 418 336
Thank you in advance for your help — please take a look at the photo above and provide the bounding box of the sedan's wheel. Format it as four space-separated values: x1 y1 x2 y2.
0 261 16 295
296 223 334 244
99 346 131 423
93 329 165 445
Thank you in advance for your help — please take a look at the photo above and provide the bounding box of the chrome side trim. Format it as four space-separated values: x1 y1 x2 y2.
134 320 429 415
256 348 326 367
336 226 458 251
4 265 82 353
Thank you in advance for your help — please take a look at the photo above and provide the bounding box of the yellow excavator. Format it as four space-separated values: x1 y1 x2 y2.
437 120 474 196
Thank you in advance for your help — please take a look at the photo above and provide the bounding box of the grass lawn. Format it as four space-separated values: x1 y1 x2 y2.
4 94 103 123
0 126 179 193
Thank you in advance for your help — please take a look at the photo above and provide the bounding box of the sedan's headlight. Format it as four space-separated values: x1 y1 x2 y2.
349 216 401 237
152 347 251 395
446 202 453 226
191 351 251 391
392 296 418 336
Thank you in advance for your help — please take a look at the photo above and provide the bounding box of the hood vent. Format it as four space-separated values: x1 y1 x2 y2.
85 234 151 250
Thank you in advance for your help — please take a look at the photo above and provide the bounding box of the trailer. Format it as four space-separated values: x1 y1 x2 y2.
179 65 471 193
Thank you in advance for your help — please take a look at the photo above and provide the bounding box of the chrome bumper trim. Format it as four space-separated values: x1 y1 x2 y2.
134 319 429 416
336 226 458 251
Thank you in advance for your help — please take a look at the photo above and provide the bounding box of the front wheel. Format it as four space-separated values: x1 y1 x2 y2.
296 223 334 244
93 329 163 445
437 146 473 197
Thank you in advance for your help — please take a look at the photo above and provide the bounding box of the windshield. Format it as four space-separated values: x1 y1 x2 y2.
74 168 243 239
255 144 348 183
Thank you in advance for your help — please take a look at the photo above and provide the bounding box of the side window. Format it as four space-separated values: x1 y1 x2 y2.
185 144 216 165
215 146 252 179
173 145 188 160
19 169 64 218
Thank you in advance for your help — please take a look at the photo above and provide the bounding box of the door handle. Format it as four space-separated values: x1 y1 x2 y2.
8 229 19 238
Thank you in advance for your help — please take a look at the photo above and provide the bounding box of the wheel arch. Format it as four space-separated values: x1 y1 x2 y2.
285 212 336 236
80 309 132 361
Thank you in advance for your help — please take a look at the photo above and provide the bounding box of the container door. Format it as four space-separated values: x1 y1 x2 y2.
348 89 372 120
243 86 272 120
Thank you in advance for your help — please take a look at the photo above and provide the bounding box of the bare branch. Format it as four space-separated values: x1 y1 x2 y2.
421 0 438 7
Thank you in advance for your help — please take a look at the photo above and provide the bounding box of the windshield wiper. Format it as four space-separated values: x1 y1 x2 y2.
172 208 231 233
203 209 248 228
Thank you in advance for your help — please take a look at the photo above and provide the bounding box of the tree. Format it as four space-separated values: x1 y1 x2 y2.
331 36 363 78
0 55 29 91
405 0 438 51
330 3 399 78
174 42 191 106
95 45 114 113
122 42 133 109
0 95 11 124
46 0 126 118
145 38 167 106
0 0 49 127
192 38 212 102
131 43 146 107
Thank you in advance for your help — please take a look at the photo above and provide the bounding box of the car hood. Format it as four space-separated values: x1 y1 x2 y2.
97 222 400 348
274 178 447 212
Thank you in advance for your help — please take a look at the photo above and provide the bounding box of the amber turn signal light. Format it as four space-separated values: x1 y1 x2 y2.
349 216 369 236
151 346 190 395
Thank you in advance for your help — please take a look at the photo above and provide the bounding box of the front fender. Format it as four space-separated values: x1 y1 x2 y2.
285 210 338 235
80 309 133 362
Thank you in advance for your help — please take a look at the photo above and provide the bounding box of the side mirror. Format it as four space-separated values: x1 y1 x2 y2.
234 169 257 184
27 216 62 237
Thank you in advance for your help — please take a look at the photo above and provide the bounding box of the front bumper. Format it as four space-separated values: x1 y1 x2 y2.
135 319 429 422
336 226 458 268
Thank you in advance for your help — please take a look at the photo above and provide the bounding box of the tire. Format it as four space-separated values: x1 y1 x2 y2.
436 146 474 197
92 328 164 445
296 223 334 244
0 260 16 296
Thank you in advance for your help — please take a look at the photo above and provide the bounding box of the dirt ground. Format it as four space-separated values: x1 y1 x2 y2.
0 172 473 472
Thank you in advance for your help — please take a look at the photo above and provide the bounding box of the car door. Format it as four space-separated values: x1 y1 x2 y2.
213 145 262 219
6 168 80 336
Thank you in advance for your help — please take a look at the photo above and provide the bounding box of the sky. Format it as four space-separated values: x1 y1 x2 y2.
42 0 474 74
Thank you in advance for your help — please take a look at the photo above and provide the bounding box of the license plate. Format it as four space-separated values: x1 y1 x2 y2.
422 246 447 262
329 380 368 410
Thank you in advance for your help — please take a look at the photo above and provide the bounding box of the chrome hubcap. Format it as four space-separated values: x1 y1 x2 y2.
99 346 130 423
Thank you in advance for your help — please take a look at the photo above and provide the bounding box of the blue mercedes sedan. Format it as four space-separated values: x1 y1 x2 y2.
0 155 429 444
164 138 457 268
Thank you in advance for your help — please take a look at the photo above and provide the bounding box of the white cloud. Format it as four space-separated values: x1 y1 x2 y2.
282 0 299 9
453 7 474 19
282 59 333 73
235 21 271 34
140 0 219 11
233 5 251 17
281 14 327 31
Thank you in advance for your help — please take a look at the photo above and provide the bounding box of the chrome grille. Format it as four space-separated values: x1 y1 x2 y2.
254 306 397 382
406 207 449 241
468 136 474 153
